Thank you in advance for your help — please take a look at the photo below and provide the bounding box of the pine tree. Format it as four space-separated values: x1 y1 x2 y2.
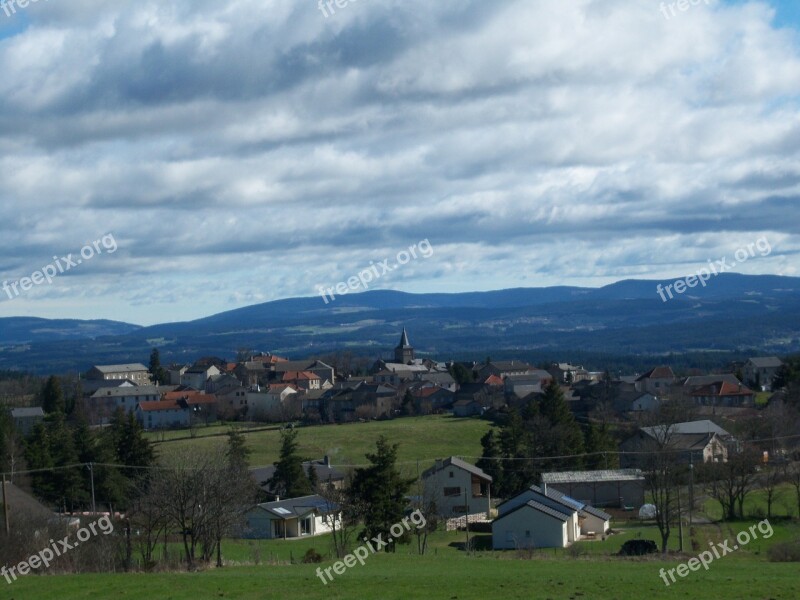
41 375 65 415
268 429 311 499
476 429 503 495
307 463 319 492
349 436 414 550
226 428 251 469
148 348 167 385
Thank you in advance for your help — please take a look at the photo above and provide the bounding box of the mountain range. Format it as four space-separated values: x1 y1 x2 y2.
1 273 799 374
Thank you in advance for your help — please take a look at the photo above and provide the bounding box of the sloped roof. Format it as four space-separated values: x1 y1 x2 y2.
636 366 675 381
748 356 783 368
582 504 612 521
642 419 730 438
421 456 492 482
91 385 161 398
10 407 45 419
495 499 571 523
541 469 644 484
689 381 753 397
252 494 337 519
91 363 149 373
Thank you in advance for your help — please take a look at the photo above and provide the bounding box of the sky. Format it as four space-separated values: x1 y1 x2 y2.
0 0 799 326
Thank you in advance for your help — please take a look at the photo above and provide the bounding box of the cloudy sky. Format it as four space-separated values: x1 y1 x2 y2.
0 0 799 326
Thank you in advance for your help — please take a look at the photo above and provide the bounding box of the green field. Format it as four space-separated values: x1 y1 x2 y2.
147 415 493 470
9 523 800 599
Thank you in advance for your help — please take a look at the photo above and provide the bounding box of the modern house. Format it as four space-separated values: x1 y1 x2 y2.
135 400 190 429
422 457 492 518
493 484 611 549
540 469 645 508
244 495 338 539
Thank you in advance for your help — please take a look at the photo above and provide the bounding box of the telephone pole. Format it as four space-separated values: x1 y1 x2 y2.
2 475 10 535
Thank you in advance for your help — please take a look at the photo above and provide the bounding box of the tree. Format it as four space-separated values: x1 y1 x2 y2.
349 436 414 551
400 390 415 416
268 429 311 499
448 363 474 386
700 449 760 520
307 463 319 492
40 375 65 415
584 422 618 470
761 463 786 519
476 429 503 495
788 462 800 520
148 349 167 385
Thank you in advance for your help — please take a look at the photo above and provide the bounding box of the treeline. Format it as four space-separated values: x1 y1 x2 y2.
477 381 618 498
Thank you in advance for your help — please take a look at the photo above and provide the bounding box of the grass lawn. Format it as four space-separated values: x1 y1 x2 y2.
9 548 800 599
147 415 492 470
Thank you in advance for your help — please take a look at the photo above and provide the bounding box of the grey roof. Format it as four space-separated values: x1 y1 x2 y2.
541 469 645 485
253 494 337 519
748 356 783 368
251 459 344 493
487 360 533 371
683 374 742 387
1 482 55 520
10 407 45 419
91 363 149 373
582 504 612 521
642 419 730 438
531 485 584 512
496 499 572 523
91 385 161 398
421 456 492 482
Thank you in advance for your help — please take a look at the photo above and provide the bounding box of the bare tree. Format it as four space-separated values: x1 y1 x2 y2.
761 463 787 519
699 449 761 520
149 443 257 570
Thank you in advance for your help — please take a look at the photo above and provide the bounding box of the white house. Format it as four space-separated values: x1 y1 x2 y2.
422 457 492 518
244 495 338 539
492 500 571 549
493 484 611 549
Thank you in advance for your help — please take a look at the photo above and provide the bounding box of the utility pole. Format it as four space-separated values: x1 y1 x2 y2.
87 463 96 515
463 488 470 553
689 458 694 528
2 475 10 534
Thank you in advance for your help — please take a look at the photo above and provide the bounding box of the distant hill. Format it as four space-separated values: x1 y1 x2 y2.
1 273 799 373
0 317 141 345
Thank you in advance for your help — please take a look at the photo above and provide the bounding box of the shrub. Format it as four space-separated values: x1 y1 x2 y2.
302 548 323 564
767 540 800 563
618 539 658 556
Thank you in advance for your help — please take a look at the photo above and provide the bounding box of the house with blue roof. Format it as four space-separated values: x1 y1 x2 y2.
492 484 611 549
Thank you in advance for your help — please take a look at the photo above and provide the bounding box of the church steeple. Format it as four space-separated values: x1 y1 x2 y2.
394 328 414 364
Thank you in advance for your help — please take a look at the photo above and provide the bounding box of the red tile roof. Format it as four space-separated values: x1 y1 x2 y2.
690 382 754 397
282 371 320 381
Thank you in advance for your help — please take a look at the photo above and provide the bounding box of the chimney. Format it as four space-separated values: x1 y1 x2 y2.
323 455 330 467
543 482 548 496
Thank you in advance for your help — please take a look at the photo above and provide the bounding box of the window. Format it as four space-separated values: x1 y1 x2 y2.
525 530 531 537
449 471 454 478
452 505 468 514
443 487 461 497
300 516 312 536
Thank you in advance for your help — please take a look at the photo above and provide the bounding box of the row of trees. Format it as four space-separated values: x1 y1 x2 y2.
476 381 617 498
